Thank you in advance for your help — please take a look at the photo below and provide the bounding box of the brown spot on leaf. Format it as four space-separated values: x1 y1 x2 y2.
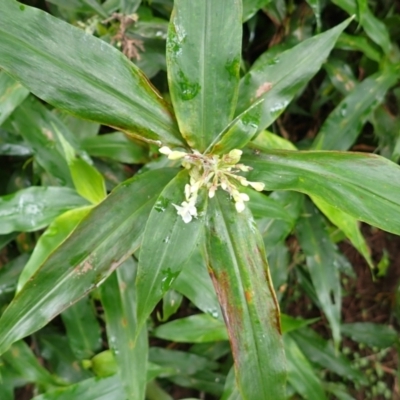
245 290 253 303
256 82 272 98
121 318 128 327
42 128 54 141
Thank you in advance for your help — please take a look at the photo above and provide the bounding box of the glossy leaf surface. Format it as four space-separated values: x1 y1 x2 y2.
242 0 271 21
284 335 327 400
0 0 183 146
0 169 177 355
244 149 400 235
61 297 101 360
296 201 342 344
341 323 399 348
17 207 92 291
331 0 391 53
153 314 229 343
0 187 88 234
206 191 286 400
173 249 222 319
32 376 125 400
236 19 350 131
136 171 206 332
312 68 398 151
101 258 148 400
1 340 63 388
291 328 367 385
57 132 106 205
167 0 242 151
7 97 73 186
210 100 263 155
81 132 149 164
0 71 29 125
311 196 373 269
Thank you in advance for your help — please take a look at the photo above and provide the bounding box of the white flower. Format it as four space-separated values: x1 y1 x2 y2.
173 201 197 223
235 201 245 213
249 181 265 191
159 146 172 155
168 151 187 160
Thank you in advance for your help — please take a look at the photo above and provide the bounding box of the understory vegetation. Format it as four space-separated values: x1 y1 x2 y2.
0 0 399 399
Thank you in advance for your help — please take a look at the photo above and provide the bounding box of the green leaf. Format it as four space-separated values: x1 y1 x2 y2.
153 314 229 343
173 249 221 318
0 254 29 298
0 0 183 147
7 96 73 186
324 58 358 95
38 334 91 383
0 169 177 355
243 186 292 221
335 33 381 62
135 170 206 332
290 328 367 385
312 67 398 151
249 129 297 151
284 335 327 400
82 132 149 164
31 376 125 400
100 257 148 400
0 187 88 234
57 130 106 205
236 18 351 131
311 196 373 269
296 200 342 345
305 0 322 31
1 340 64 388
242 0 271 22
149 347 218 377
331 0 391 54
209 100 264 155
341 323 399 348
161 290 183 321
206 191 286 400
280 315 319 334
17 207 92 291
167 0 242 151
0 71 29 125
61 296 102 360
244 149 400 235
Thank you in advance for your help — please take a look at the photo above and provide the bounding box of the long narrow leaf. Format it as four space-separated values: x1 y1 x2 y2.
205 191 286 400
0 187 88 234
0 71 29 125
244 149 400 235
167 0 242 151
135 170 206 331
0 169 177 355
236 19 351 131
0 0 183 146
101 258 148 400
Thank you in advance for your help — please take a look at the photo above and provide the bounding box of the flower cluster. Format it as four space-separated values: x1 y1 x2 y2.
159 146 265 223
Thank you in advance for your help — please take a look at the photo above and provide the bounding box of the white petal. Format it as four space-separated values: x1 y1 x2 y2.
159 146 172 155
249 181 265 191
240 193 250 202
168 151 187 160
182 213 193 223
235 201 245 213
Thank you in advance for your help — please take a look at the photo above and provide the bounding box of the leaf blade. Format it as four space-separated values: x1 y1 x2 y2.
244 149 400 235
206 191 286 400
167 0 242 151
0 169 177 355
0 0 183 146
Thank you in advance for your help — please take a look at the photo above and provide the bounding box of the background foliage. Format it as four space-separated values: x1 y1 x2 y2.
0 0 399 399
